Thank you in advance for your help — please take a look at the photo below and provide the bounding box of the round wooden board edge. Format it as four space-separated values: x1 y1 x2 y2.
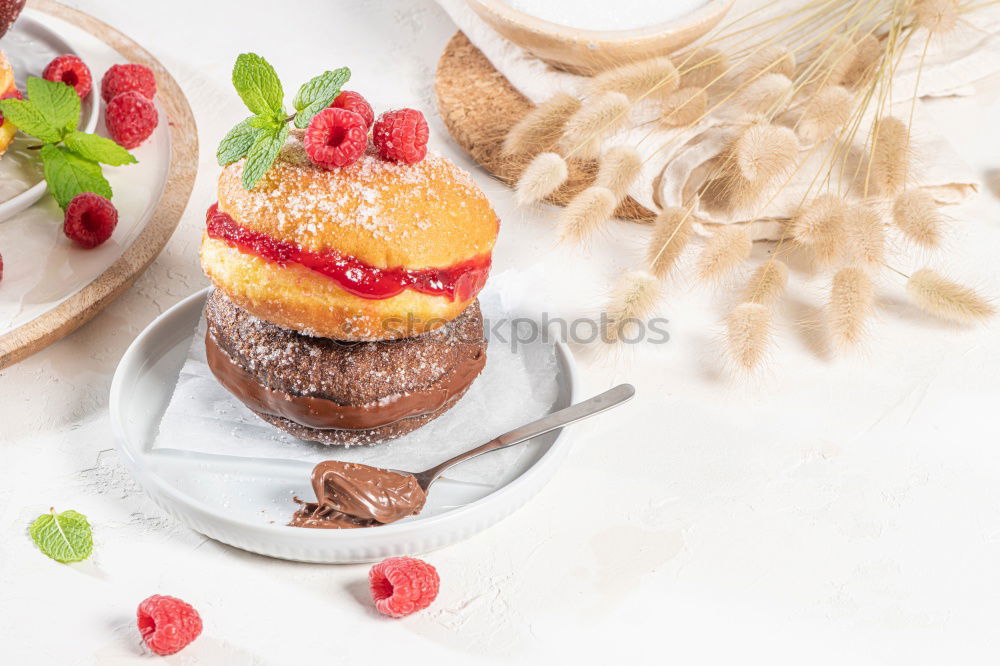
0 0 199 371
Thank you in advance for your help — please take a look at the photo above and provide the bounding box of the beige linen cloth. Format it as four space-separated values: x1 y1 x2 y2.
437 0 1000 239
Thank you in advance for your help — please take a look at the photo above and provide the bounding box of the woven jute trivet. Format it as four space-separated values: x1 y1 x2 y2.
434 31 654 222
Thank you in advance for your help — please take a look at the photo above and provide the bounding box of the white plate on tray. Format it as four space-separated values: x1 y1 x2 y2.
0 12 100 222
110 288 580 564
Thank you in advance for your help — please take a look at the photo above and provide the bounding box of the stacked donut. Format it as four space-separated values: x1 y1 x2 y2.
200 135 499 445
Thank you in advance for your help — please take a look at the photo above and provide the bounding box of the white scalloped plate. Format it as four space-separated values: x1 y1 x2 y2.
0 12 100 222
110 288 580 563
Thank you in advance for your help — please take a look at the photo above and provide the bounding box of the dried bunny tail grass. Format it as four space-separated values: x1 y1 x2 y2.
558 186 616 244
502 93 581 157
725 302 773 373
732 123 800 183
587 56 679 101
893 189 942 248
743 260 788 306
733 73 793 113
515 152 568 205
741 44 796 80
790 193 847 246
844 205 886 267
870 116 911 195
660 87 708 127
679 47 729 88
596 146 641 199
562 91 631 158
906 268 995 323
813 34 856 87
647 207 694 279
914 0 961 34
798 85 854 144
828 266 875 348
697 224 753 281
843 35 883 88
605 270 662 343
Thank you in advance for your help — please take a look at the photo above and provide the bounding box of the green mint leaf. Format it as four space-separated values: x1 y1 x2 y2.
26 76 80 132
29 508 93 563
0 98 62 143
217 117 264 166
248 115 283 130
242 123 289 190
232 53 284 118
292 67 351 129
40 144 113 209
63 131 137 166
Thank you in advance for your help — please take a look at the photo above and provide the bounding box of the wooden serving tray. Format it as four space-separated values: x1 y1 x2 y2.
0 0 198 370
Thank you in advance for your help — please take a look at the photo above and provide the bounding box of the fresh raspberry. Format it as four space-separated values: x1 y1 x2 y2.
101 63 157 104
63 193 118 249
331 90 374 129
42 55 92 99
304 107 367 169
0 252 3 284
369 556 440 618
0 87 23 125
372 108 428 164
136 594 202 656
105 91 158 149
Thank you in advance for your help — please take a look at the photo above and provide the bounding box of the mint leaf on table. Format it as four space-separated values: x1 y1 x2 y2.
29 509 93 563
292 67 350 129
40 144 113 209
0 97 62 143
64 131 137 166
232 53 285 119
26 76 80 133
216 117 263 166
242 123 289 190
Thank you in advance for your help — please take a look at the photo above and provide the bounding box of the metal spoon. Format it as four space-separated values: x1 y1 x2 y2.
407 383 635 492
302 384 636 525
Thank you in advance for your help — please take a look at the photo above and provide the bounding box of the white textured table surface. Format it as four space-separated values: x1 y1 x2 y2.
2 2 1000 664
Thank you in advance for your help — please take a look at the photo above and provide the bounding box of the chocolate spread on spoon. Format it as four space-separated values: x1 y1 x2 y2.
288 460 427 529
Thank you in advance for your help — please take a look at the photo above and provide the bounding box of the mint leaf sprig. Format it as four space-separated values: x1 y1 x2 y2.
216 53 350 190
0 77 136 209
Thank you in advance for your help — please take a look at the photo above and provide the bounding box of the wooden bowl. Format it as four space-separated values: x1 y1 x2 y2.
465 0 734 75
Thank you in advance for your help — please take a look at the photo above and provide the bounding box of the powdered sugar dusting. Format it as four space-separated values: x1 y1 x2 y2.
216 133 492 261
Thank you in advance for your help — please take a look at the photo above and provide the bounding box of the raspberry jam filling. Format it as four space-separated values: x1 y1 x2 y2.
205 204 491 301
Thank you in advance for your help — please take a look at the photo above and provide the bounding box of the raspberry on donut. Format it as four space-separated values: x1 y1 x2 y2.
373 108 428 164
304 107 367 169
330 90 374 129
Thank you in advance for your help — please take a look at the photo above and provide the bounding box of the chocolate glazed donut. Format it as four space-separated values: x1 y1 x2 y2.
204 290 487 446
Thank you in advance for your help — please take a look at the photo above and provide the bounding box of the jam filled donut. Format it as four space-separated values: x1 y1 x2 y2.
204 289 487 446
0 53 21 157
200 139 499 341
